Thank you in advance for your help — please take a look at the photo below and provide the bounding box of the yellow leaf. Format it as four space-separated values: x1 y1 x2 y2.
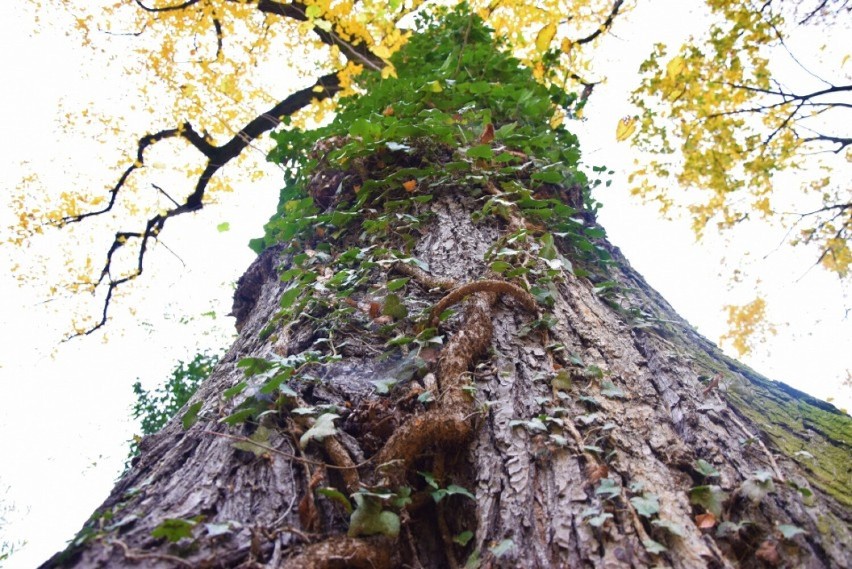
381 64 397 79
372 45 391 59
666 56 685 79
535 23 557 53
616 117 637 142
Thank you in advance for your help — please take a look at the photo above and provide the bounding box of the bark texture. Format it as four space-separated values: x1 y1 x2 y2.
41 188 851 569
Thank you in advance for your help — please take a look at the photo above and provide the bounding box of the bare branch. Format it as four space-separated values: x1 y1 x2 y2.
69 72 342 337
575 0 625 45
134 0 200 12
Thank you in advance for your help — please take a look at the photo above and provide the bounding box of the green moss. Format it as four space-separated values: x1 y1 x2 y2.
725 371 852 508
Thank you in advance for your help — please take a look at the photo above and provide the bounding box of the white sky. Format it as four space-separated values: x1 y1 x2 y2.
0 1 849 567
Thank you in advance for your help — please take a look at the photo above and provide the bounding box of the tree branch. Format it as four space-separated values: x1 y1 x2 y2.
134 0 200 12
574 0 624 45
69 72 341 338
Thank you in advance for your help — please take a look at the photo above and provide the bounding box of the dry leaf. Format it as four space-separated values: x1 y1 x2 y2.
480 123 495 144
586 463 609 484
695 512 717 529
369 302 382 319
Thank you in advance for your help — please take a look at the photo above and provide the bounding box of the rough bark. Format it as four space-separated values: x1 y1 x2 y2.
41 185 851 568
44 184 852 568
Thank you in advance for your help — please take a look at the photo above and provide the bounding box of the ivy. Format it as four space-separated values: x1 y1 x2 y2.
253 6 608 286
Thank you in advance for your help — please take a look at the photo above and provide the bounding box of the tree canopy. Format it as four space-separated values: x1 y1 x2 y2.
8 0 850 347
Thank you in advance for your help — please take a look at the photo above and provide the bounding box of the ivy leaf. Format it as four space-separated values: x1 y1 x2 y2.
586 513 613 527
182 401 203 430
454 530 474 546
630 493 660 518
445 484 476 501
695 459 720 479
348 494 400 538
600 380 624 399
467 144 493 160
205 522 233 537
777 524 806 540
317 487 353 514
232 425 271 457
642 539 668 554
386 277 409 291
299 413 339 449
390 487 412 509
222 381 247 400
595 477 621 500
688 485 728 517
489 539 514 557
531 170 563 184
652 519 686 537
740 471 775 503
382 294 408 320
371 377 398 394
151 518 197 542
551 369 572 390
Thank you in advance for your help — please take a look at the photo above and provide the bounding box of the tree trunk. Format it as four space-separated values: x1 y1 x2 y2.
40 178 851 568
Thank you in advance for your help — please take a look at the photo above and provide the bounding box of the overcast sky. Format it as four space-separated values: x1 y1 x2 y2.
0 2 849 567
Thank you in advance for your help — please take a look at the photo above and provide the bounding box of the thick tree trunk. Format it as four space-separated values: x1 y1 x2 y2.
41 182 851 568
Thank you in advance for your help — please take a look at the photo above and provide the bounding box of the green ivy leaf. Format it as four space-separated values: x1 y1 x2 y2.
595 477 621 500
231 425 271 457
531 169 563 184
386 277 410 291
151 518 197 543
382 294 409 320
694 458 720 479
630 493 660 518
317 487 353 514
586 513 613 527
299 413 340 449
652 519 686 537
600 380 624 399
551 370 572 390
642 539 667 554
182 402 203 430
688 485 728 517
777 524 806 539
740 471 775 503
454 530 474 546
489 539 514 557
222 381 247 400
348 494 400 538
466 144 493 160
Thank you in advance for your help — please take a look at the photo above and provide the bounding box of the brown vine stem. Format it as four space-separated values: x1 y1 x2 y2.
112 538 194 567
429 279 538 326
392 261 457 290
199 430 372 471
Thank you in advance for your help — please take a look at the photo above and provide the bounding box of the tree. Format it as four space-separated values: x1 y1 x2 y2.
39 11 851 568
